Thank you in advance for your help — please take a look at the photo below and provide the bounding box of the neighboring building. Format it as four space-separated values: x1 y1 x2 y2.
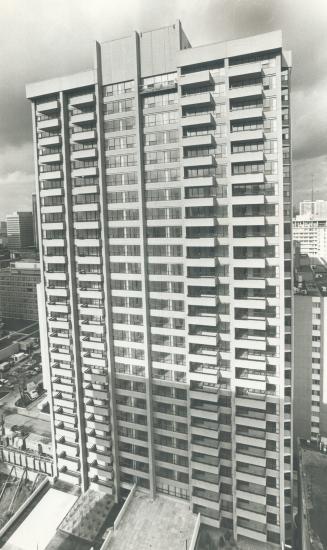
6 211 34 250
299 199 327 218
294 254 327 448
293 216 327 259
0 221 8 248
293 202 327 260
0 247 10 269
297 440 327 550
0 260 40 320
32 193 39 251
26 23 292 548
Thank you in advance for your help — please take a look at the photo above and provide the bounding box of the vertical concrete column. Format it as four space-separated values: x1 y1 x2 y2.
133 31 156 498
60 91 88 492
94 42 121 502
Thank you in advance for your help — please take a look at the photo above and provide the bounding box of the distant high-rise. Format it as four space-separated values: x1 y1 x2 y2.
27 22 292 548
6 211 34 249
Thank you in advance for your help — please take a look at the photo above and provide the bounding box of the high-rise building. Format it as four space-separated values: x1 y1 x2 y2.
26 22 292 548
6 211 34 250
294 254 327 449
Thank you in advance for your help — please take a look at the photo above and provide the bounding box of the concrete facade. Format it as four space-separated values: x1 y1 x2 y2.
27 22 292 548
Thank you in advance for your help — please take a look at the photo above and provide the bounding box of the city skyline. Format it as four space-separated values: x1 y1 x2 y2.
0 0 326 218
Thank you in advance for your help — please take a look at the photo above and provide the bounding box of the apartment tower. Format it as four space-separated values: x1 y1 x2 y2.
26 22 292 548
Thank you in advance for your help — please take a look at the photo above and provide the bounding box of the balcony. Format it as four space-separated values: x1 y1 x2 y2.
229 107 263 121
70 112 96 125
72 183 99 195
183 155 215 168
230 129 264 142
229 84 262 100
58 455 80 472
37 100 60 114
37 117 60 131
40 188 64 200
231 151 264 163
182 134 215 148
236 525 266 543
228 62 262 78
71 148 97 161
181 92 214 108
180 70 213 88
71 129 96 142
69 93 95 107
39 152 62 164
40 169 63 181
181 113 215 128
71 166 98 178
38 134 61 147
187 294 217 307
184 176 215 188
56 440 79 457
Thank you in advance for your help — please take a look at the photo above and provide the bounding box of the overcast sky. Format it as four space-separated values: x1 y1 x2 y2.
0 0 327 218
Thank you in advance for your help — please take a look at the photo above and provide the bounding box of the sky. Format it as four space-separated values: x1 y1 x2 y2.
0 0 327 219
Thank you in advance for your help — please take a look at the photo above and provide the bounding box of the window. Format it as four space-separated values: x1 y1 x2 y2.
103 80 134 96
103 98 133 114
144 111 178 127
104 117 135 132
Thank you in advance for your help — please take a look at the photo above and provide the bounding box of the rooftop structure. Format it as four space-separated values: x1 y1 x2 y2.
26 21 292 548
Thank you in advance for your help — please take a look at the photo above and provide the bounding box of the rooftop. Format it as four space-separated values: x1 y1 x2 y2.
4 488 78 550
294 253 327 296
107 490 197 550
299 442 327 549
59 488 115 543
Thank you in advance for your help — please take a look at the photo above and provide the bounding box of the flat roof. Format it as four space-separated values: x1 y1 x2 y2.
4 413 51 439
108 490 197 550
4 488 78 550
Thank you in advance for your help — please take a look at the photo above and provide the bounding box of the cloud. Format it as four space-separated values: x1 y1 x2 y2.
0 143 35 219
293 155 327 204
0 0 327 211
